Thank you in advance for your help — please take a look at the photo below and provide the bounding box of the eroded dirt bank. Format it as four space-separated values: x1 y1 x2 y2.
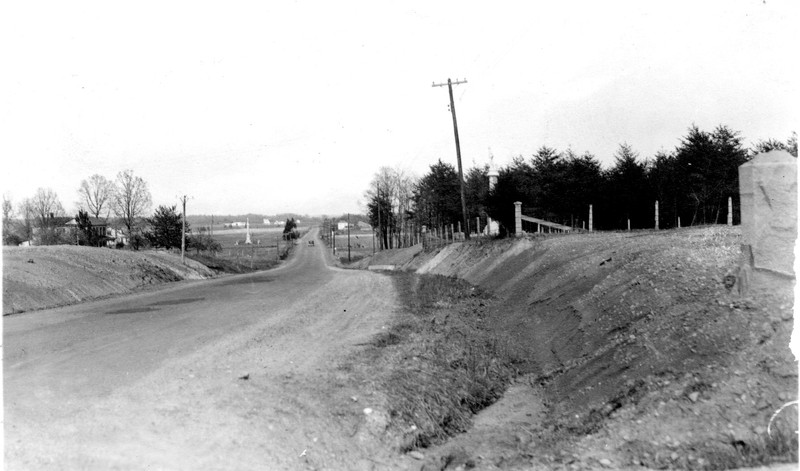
3 245 215 315
364 227 797 469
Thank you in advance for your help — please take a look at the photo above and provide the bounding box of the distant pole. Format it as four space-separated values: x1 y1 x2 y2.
433 78 470 241
589 204 593 232
627 218 631 231
372 228 376 255
180 195 187 264
678 217 681 228
276 235 279 261
347 213 351 262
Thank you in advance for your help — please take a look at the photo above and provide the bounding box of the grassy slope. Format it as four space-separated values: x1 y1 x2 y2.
3 245 214 315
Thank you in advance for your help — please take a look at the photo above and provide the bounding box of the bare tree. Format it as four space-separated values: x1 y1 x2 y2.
16 198 34 242
364 166 418 249
30 188 66 244
30 188 65 225
78 174 115 218
3 194 15 244
112 169 152 243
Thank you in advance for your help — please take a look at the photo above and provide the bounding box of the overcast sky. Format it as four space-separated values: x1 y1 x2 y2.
1 1 797 217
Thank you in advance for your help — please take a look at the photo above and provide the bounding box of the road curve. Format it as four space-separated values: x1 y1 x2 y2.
4 228 404 470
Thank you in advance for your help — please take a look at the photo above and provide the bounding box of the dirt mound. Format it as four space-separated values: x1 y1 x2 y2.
373 227 797 468
3 245 214 315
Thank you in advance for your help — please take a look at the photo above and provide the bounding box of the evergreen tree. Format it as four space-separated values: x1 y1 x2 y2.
146 205 184 249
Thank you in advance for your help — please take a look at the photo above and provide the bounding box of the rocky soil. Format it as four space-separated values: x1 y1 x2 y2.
356 226 797 469
3 245 214 315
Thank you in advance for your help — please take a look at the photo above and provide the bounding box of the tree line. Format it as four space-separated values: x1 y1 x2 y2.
2 169 219 253
365 125 796 244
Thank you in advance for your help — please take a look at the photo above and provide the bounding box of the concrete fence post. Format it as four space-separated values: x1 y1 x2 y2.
678 217 681 228
589 204 593 232
655 200 659 230
514 202 522 237
627 218 631 231
727 196 733 226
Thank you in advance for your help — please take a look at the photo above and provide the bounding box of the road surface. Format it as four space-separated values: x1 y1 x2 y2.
4 228 403 470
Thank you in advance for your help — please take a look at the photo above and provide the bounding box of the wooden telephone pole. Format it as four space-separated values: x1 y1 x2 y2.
180 195 188 264
432 78 470 240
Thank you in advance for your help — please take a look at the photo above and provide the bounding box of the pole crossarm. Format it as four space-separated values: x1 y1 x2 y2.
432 79 467 87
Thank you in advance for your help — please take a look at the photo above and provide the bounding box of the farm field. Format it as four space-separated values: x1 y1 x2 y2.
321 229 377 263
187 225 310 273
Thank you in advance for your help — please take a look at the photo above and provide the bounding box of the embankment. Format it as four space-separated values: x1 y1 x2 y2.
3 245 215 315
367 227 797 468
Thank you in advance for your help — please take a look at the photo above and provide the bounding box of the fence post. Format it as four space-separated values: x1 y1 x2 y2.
627 219 631 231
514 201 522 237
655 200 660 230
589 204 593 232
727 196 733 226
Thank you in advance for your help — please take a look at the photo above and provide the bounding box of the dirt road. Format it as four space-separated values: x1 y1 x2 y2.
4 228 408 470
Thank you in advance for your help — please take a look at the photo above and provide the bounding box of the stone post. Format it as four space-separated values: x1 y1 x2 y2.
627 219 631 231
738 150 797 280
476 217 480 236
589 204 593 232
514 201 522 237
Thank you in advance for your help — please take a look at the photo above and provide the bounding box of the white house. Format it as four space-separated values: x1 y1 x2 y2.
263 218 271 225
337 221 351 231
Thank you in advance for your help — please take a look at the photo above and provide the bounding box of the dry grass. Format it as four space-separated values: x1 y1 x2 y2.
360 272 521 451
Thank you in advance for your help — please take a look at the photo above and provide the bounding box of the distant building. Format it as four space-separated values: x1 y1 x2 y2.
357 221 372 231
64 217 109 240
263 218 271 225
337 221 351 231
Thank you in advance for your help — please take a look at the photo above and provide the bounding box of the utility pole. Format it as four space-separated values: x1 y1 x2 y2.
180 195 188 264
433 78 470 240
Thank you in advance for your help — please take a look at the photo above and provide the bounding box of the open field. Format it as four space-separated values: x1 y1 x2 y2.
188 226 309 272
320 229 377 264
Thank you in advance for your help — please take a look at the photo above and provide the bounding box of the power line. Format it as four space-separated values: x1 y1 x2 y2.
432 78 470 240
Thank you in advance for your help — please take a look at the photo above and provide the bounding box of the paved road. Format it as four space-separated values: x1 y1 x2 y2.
4 228 403 470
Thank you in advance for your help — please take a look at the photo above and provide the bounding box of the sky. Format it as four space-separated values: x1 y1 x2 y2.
1 1 797 217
